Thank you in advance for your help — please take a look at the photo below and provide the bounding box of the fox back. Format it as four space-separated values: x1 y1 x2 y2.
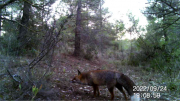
72 70 121 86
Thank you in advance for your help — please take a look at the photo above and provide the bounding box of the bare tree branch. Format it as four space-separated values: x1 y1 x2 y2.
29 14 73 69
0 0 17 10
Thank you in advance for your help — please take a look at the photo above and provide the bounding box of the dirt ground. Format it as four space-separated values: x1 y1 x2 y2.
35 53 145 100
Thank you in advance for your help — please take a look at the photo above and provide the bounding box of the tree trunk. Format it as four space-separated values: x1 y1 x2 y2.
100 0 102 28
162 2 168 44
18 0 31 49
162 2 169 62
0 9 1 36
73 0 81 56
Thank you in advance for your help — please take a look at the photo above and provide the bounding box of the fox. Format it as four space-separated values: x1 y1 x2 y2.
71 70 140 101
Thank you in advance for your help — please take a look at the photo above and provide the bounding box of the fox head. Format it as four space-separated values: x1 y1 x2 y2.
71 70 88 85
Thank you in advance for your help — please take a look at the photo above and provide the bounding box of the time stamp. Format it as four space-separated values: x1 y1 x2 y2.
133 86 167 99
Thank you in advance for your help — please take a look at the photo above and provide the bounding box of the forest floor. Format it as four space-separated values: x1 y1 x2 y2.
35 53 171 101
0 52 176 100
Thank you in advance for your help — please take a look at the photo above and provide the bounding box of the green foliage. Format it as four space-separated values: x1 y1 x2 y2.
0 0 56 56
167 82 177 91
0 17 41 56
113 60 122 67
83 53 93 60
128 54 139 66
18 84 21 90
0 34 19 55
82 44 97 60
31 84 42 101
125 3 180 93
45 72 53 80
63 68 66 73
0 32 40 56
115 20 125 33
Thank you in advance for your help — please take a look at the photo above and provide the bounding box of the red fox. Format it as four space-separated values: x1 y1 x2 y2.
71 70 140 101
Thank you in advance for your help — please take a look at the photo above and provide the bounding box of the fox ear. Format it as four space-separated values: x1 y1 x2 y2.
77 70 81 75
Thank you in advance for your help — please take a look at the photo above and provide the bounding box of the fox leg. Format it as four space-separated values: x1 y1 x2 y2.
96 86 100 96
108 87 114 100
93 85 99 96
116 84 128 100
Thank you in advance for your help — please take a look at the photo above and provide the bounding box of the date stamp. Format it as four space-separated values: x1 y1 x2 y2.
133 86 167 92
134 92 161 99
133 86 167 99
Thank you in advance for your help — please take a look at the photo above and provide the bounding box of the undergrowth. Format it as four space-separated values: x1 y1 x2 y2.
0 55 51 100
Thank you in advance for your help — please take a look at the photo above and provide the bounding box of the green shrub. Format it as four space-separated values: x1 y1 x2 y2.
167 82 177 91
82 45 97 60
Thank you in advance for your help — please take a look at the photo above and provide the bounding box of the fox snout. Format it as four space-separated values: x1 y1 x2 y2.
71 77 80 83
71 78 77 83
70 79 75 83
71 77 88 85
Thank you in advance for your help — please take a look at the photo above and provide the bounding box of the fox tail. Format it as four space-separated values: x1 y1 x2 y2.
117 74 140 101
